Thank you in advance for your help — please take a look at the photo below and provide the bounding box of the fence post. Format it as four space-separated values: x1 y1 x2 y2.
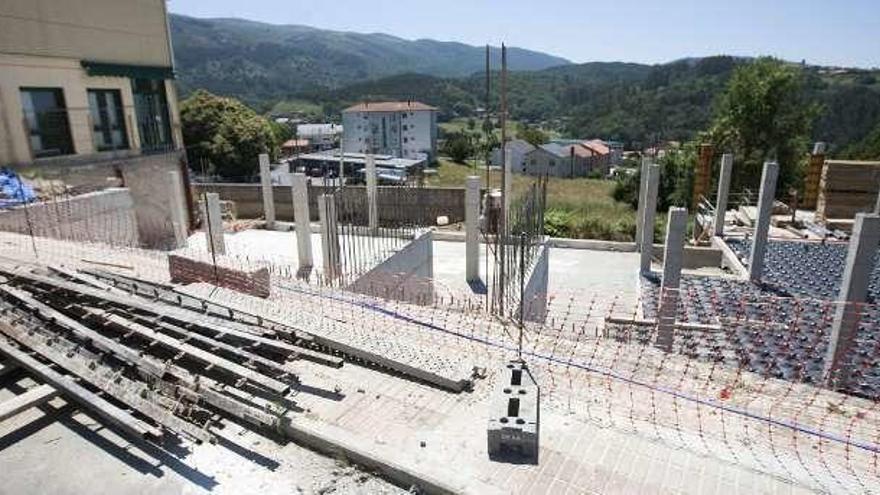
292 173 313 271
639 164 661 274
365 154 378 234
259 153 276 230
657 207 687 351
823 213 880 389
201 192 225 256
713 153 733 236
318 193 341 280
635 158 650 250
465 176 481 283
748 161 778 282
168 170 188 248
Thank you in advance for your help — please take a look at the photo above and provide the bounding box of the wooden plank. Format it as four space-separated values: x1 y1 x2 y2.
0 335 162 440
0 384 57 421
0 321 212 443
82 309 291 396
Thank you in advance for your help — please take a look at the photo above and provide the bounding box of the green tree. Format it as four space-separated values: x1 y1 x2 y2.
517 123 549 147
181 90 278 179
839 122 880 160
442 132 475 164
706 58 820 194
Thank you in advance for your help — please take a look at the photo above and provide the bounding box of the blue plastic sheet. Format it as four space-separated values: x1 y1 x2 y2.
0 169 36 209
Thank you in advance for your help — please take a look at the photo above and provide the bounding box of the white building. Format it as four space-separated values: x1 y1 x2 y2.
341 101 438 161
296 123 342 150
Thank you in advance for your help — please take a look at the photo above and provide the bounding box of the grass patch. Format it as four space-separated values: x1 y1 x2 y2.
426 159 643 241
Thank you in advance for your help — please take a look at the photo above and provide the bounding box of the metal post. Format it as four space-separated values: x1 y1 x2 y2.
748 161 779 282
823 213 880 389
465 176 481 282
292 173 313 271
714 153 733 237
259 153 276 230
657 207 687 351
639 164 661 274
365 154 378 234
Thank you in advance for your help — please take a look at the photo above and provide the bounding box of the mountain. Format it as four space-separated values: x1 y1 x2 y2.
170 14 571 105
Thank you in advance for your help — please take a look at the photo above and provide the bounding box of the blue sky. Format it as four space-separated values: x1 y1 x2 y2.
168 0 879 68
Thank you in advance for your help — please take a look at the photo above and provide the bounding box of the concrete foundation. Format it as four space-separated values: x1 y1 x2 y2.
748 162 779 282
487 361 539 463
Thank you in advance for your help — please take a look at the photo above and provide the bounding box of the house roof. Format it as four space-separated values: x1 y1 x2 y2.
343 101 437 113
507 139 537 154
581 139 611 155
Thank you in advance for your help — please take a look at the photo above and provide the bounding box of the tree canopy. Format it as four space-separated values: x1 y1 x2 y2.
180 90 278 179
706 58 820 194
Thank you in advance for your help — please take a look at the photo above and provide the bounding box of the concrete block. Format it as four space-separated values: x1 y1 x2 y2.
488 360 539 463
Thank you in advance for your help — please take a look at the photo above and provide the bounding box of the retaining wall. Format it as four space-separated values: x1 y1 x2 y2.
0 188 139 246
520 242 549 323
348 229 434 305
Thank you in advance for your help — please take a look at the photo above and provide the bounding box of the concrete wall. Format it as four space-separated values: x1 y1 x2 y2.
0 0 173 67
193 183 468 225
520 242 549 323
16 151 189 249
0 188 139 246
348 229 434 305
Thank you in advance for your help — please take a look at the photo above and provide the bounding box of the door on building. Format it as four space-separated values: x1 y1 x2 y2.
132 78 173 153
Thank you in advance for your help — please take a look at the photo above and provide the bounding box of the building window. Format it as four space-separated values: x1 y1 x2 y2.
402 125 408 131
88 89 129 151
549 160 556 167
132 79 173 153
20 88 74 158
403 137 408 143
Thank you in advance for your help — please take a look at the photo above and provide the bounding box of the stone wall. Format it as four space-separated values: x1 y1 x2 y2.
0 188 139 246
193 183 468 225
168 254 271 298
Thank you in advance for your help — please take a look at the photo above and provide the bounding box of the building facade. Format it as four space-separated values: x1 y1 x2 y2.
520 141 612 178
341 101 437 161
296 123 342 151
0 0 189 248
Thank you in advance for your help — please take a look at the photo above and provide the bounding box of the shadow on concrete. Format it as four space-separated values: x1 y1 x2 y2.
467 278 488 295
215 434 280 471
294 383 345 402
488 449 540 466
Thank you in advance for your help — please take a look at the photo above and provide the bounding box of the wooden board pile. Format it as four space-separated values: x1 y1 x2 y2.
0 263 344 445
816 160 880 220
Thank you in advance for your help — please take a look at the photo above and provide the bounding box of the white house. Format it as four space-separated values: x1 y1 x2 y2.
341 101 438 161
296 123 342 151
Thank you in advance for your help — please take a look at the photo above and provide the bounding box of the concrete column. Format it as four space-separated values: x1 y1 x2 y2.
823 213 880 389
365 154 378 233
465 176 481 282
200 192 225 256
635 158 650 250
713 153 734 237
167 170 188 248
338 151 346 186
291 173 313 270
639 164 661 274
259 153 276 230
318 193 341 279
656 207 687 351
748 161 779 282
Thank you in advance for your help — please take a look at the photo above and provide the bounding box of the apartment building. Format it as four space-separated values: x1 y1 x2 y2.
0 0 190 247
341 101 438 161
